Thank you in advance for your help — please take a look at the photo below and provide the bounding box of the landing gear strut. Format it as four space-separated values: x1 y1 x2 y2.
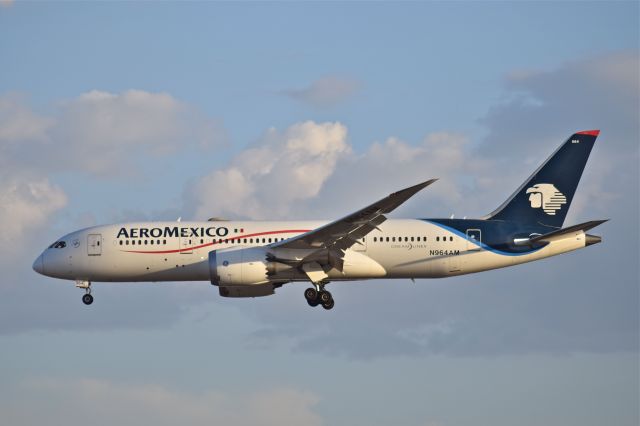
304 283 334 310
76 280 93 305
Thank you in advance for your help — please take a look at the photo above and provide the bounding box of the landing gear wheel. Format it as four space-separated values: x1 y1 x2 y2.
319 290 332 304
322 298 335 310
304 288 318 303
82 294 94 305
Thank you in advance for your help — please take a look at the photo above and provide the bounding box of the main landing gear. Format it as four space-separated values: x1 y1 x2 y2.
76 280 93 305
304 285 335 310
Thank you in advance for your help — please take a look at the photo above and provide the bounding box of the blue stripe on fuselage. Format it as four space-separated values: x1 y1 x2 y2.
421 219 546 256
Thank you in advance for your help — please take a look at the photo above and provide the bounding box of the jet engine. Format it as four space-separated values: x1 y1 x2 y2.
209 247 298 298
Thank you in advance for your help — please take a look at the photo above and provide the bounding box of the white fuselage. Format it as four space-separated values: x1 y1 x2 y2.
35 219 589 284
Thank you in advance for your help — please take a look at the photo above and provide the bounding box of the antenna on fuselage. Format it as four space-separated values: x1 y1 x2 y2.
177 217 182 222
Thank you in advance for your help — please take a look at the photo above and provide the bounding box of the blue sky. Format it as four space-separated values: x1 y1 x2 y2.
0 2 638 426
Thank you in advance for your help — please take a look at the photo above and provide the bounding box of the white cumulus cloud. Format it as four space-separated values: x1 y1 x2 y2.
190 121 350 220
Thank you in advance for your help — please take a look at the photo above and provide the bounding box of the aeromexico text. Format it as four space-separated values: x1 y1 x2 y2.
116 226 229 239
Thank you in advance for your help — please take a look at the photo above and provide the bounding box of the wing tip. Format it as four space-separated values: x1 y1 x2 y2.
420 178 439 187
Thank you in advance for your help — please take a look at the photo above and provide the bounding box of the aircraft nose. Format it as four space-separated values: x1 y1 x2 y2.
32 254 44 275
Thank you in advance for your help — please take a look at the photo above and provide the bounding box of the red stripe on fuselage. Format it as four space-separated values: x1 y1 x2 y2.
119 229 311 254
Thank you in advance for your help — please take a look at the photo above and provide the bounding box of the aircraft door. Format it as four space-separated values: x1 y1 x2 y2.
87 234 102 256
466 229 481 251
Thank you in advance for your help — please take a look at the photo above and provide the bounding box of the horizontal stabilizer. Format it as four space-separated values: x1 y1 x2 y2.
530 220 609 244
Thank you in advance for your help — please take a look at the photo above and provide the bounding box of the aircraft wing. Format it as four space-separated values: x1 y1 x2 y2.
272 179 437 254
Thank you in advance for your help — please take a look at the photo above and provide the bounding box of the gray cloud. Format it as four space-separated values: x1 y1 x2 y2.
0 90 226 179
1 377 323 426
0 90 226 334
1 52 637 360
237 51 639 359
283 76 360 107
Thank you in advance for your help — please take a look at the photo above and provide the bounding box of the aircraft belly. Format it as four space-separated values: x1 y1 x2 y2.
83 250 209 282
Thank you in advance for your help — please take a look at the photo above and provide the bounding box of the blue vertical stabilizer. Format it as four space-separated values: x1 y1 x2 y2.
487 130 599 228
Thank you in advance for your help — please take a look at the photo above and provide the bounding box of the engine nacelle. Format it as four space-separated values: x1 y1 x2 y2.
209 247 271 287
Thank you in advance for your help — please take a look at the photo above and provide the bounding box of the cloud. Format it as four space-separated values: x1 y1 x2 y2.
189 121 350 220
283 76 360 107
231 51 639 359
0 176 67 244
187 122 491 222
0 96 67 247
0 90 226 178
302 131 492 219
0 89 224 249
2 378 323 426
0 52 636 360
0 94 53 143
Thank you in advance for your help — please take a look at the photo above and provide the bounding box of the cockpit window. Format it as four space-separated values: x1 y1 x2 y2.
48 241 66 249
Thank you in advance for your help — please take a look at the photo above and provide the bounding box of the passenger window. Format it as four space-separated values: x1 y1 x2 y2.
144 240 148 245
126 240 129 245
163 239 166 245
404 237 408 242
150 240 154 245
410 237 414 242
436 237 440 242
450 236 453 241
119 241 123 245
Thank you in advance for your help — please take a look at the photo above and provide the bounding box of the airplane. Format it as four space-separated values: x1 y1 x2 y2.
33 130 606 310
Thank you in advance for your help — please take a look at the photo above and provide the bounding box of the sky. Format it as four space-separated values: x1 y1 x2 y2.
0 2 638 426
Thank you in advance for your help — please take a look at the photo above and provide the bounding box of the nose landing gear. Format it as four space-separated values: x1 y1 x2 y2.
303 284 334 310
82 293 94 305
76 280 93 305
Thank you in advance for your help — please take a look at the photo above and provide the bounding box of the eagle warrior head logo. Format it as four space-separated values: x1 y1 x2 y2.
525 183 567 215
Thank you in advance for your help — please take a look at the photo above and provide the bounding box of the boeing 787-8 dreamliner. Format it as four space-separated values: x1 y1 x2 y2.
33 130 606 310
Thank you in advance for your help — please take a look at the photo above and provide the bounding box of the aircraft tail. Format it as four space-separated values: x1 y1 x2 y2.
487 130 599 228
